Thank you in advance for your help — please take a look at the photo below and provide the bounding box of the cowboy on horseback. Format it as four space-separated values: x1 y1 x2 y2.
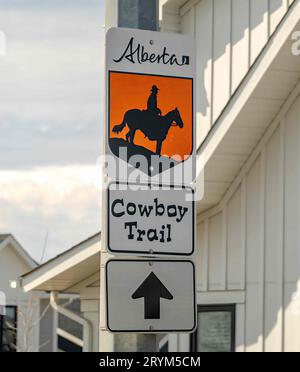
147 85 162 117
112 85 184 156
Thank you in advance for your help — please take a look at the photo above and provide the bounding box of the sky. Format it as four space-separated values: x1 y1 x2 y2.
0 0 105 262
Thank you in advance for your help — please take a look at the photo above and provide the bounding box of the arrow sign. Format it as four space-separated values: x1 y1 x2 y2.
132 272 173 319
106 260 196 333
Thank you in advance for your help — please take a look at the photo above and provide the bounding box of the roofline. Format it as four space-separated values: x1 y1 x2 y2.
197 0 300 168
0 234 37 269
21 232 101 279
21 233 101 292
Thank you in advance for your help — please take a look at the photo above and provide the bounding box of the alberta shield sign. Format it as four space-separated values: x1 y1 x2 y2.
105 28 196 184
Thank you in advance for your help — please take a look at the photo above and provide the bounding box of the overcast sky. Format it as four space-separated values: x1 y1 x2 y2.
0 0 105 261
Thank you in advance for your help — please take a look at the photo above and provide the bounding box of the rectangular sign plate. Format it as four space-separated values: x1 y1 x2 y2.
105 27 196 184
106 260 196 333
107 182 195 256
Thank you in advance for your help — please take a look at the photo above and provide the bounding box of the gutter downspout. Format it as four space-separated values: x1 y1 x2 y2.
50 292 92 352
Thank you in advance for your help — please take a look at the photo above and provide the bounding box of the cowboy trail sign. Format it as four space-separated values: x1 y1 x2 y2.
105 27 196 184
107 182 195 256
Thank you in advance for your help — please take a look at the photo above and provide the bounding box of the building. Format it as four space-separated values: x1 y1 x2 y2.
21 0 300 352
0 234 81 352
21 234 101 352
0 234 40 352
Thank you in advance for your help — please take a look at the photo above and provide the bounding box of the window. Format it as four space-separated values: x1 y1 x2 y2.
191 305 235 353
0 306 17 352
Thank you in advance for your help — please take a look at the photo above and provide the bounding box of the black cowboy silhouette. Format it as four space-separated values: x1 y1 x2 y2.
147 85 162 117
112 86 184 156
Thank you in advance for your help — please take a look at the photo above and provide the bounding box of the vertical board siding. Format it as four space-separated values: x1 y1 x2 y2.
236 304 246 352
194 0 213 145
179 0 292 145
270 0 289 34
245 156 264 352
284 95 300 352
227 186 244 290
250 0 269 64
196 92 300 352
231 0 250 93
196 222 208 291
264 127 283 352
208 213 225 290
284 96 300 284
176 0 299 352
212 0 231 122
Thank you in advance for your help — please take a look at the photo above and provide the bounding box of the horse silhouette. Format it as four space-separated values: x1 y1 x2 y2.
112 108 184 156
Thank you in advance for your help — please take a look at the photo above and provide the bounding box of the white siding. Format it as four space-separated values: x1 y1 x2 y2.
208 213 225 291
231 0 250 92
245 156 264 352
283 94 300 352
264 126 283 352
178 0 293 145
194 0 213 144
227 186 244 290
212 0 231 122
190 91 300 352
270 0 288 34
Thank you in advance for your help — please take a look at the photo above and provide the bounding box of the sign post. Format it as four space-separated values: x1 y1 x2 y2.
103 1 197 347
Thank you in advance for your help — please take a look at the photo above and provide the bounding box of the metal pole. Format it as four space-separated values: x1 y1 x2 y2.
101 0 159 353
118 0 159 353
118 0 159 31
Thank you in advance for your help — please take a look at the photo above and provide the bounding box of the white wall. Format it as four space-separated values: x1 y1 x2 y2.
172 82 300 352
0 243 40 352
162 0 295 146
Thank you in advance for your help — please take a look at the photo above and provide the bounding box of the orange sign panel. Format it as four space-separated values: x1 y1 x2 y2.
108 71 193 162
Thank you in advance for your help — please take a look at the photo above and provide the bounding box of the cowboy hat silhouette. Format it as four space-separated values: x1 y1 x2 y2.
151 85 159 93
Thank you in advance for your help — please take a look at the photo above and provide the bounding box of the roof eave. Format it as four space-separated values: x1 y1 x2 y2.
21 234 101 293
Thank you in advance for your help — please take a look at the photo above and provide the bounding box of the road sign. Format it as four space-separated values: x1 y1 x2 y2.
106 260 196 333
107 182 195 256
105 27 195 184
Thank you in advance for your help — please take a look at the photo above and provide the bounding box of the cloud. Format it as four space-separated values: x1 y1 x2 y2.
0 1 105 260
0 1 105 168
0 165 102 262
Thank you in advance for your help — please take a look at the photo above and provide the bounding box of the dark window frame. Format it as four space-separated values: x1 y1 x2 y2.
191 305 236 353
0 306 17 353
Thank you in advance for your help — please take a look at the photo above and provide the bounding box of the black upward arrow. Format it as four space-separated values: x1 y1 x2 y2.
132 272 173 320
